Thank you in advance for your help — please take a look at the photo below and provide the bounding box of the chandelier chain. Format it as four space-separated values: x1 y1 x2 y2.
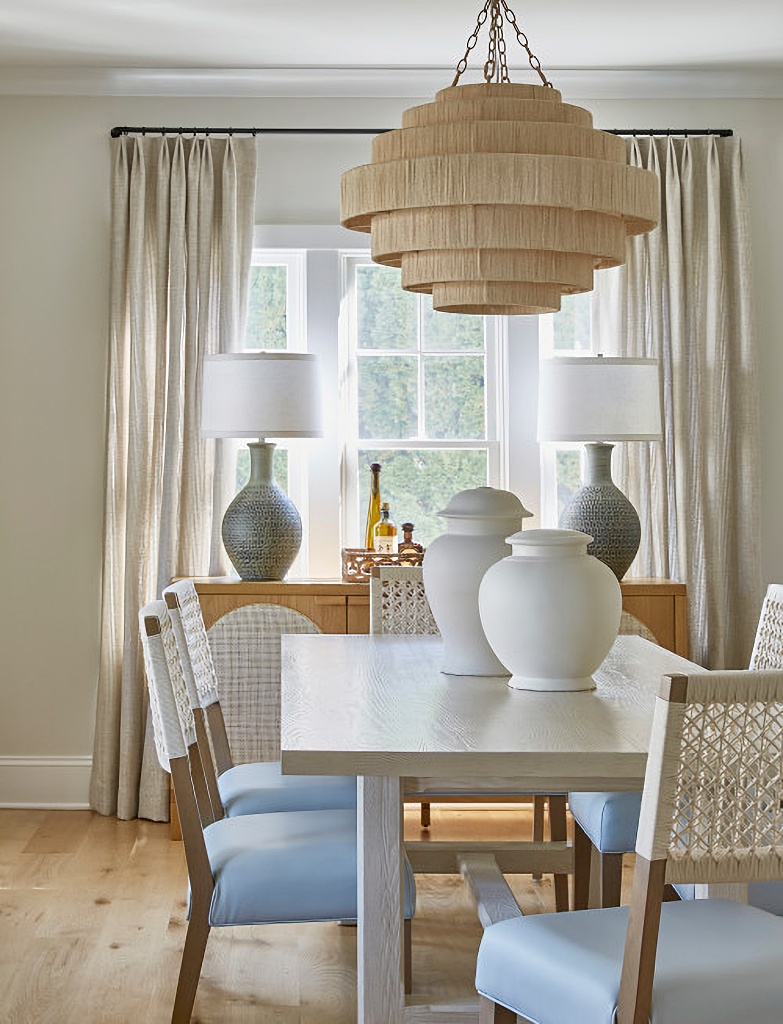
452 0 552 89
452 0 493 86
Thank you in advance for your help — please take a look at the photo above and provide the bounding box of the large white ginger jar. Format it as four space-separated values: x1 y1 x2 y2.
478 528 622 691
423 486 532 676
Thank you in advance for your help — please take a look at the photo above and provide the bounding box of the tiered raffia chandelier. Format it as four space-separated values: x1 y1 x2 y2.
340 0 660 315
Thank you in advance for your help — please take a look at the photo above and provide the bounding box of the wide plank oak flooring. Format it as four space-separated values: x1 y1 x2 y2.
0 804 633 1023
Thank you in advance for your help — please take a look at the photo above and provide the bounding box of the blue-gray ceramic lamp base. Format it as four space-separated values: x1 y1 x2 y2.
221 441 302 581
559 442 640 581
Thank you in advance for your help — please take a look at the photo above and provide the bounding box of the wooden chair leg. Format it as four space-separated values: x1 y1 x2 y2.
172 905 211 1023
531 795 545 880
548 795 570 912
479 996 517 1023
420 801 431 828
404 917 412 994
598 850 624 909
573 819 592 910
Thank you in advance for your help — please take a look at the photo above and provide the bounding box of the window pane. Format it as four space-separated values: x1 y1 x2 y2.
357 449 489 548
553 292 592 352
357 265 417 350
358 355 418 439
422 302 484 351
424 356 485 439
245 265 288 349
556 449 581 521
236 445 288 494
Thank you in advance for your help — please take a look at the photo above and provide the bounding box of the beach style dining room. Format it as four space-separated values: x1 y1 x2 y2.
2 1 783 1021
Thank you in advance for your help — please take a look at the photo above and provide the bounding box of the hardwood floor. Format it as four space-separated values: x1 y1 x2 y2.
0 804 633 1023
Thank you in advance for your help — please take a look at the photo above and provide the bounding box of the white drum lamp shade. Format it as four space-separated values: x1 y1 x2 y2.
537 356 662 579
201 352 323 581
538 357 662 443
201 352 323 440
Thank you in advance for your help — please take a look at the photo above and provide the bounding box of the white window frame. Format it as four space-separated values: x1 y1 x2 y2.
338 253 507 550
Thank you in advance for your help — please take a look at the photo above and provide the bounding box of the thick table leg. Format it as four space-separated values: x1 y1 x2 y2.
358 776 405 1024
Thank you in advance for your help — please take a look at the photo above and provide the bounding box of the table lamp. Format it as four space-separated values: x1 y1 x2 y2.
537 355 662 580
201 352 323 581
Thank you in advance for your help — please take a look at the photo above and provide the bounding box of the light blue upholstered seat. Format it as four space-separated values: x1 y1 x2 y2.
568 790 642 855
672 881 783 915
476 899 783 1024
204 808 416 926
218 761 356 817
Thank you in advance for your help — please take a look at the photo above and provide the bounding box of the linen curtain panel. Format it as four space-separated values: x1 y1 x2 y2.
91 136 257 820
592 135 760 669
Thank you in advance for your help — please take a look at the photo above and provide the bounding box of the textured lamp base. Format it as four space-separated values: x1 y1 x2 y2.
559 442 641 581
221 442 302 581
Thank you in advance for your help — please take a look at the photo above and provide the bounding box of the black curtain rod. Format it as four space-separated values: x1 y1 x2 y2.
110 126 389 138
605 128 733 137
110 125 734 139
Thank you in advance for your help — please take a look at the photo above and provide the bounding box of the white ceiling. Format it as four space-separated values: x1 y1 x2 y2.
1 1 782 97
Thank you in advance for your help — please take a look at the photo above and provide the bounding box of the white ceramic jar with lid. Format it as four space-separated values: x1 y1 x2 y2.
423 486 531 676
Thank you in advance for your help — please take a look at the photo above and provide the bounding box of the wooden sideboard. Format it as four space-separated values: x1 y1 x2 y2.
190 577 371 634
190 575 688 656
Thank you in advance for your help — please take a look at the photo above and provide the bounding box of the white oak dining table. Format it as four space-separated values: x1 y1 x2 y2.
280 632 703 1024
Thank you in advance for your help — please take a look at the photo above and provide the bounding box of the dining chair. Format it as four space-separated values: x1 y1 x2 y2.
475 667 783 1024
140 600 416 1021
163 580 356 817
570 584 783 910
371 565 570 912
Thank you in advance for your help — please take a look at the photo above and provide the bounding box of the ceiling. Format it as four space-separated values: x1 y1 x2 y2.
1 1 781 98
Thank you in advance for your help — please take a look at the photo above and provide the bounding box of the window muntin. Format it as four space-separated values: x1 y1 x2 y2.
343 257 503 549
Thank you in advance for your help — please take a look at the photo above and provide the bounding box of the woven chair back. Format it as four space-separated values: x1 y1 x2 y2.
370 566 439 636
208 603 321 762
637 670 783 886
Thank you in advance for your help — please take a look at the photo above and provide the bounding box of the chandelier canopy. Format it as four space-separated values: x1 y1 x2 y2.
340 0 660 315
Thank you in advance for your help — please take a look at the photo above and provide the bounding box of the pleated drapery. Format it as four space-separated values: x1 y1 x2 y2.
592 135 761 669
90 136 257 820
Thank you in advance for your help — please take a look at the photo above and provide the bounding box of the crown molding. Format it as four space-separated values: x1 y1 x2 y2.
0 64 782 99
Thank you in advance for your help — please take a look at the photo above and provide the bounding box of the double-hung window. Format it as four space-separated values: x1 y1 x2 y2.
340 256 505 548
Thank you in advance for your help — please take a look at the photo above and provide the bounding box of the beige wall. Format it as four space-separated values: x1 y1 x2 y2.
0 91 781 805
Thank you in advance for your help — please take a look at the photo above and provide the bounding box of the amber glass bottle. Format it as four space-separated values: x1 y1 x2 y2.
373 502 398 554
364 462 382 549
398 522 424 553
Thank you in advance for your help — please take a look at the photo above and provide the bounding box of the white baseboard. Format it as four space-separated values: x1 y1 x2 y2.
0 756 93 809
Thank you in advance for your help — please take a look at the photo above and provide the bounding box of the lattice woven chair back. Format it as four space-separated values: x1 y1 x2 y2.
370 566 439 636
638 670 783 885
139 600 196 770
164 579 220 708
618 610 658 644
208 604 321 763
749 583 783 670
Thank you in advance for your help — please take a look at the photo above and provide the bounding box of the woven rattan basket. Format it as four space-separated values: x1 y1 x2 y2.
341 548 424 583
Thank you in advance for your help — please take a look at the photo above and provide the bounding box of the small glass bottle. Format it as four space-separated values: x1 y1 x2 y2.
364 462 382 549
398 522 424 554
373 502 397 554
